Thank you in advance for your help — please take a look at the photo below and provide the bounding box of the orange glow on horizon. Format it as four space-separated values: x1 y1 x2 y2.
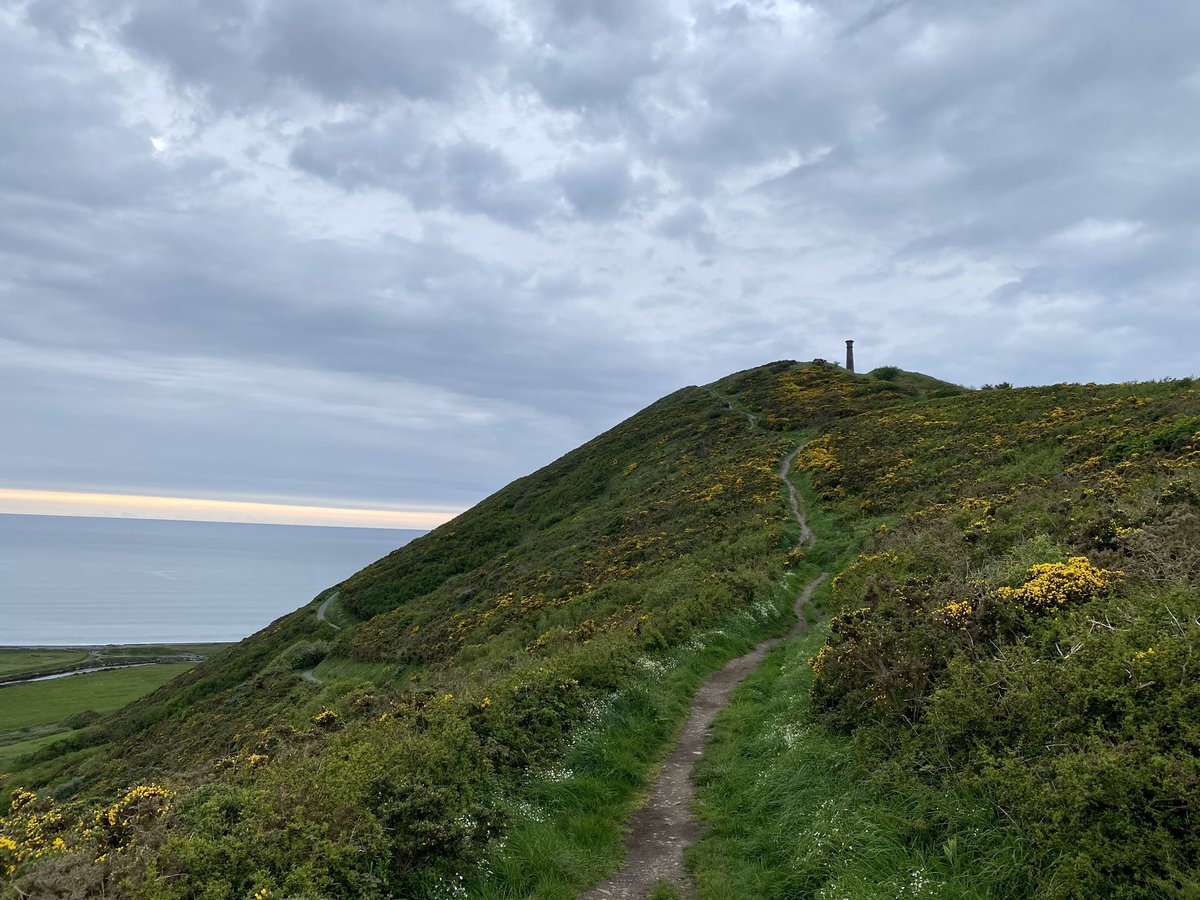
0 488 461 530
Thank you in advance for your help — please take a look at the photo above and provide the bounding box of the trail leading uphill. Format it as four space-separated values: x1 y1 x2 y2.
582 444 827 899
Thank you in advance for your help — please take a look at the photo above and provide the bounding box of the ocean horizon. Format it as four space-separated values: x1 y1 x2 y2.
0 514 421 646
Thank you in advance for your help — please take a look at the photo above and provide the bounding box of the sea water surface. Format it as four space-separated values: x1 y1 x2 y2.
0 514 421 646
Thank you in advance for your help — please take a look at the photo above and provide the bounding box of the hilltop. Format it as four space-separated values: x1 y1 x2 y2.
2 361 1198 899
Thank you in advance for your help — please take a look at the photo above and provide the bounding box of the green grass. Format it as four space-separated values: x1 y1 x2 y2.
313 592 357 630
690 611 1033 899
310 655 401 684
0 648 89 678
97 643 231 660
0 663 196 733
0 730 86 774
0 645 230 682
464 574 811 900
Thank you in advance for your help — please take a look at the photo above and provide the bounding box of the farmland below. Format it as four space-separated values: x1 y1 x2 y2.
0 646 226 776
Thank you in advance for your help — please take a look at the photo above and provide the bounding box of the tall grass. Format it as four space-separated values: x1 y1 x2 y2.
690 604 1034 899
463 572 810 899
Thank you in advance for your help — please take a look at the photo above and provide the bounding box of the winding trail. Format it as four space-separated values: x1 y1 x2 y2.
583 399 827 900
300 591 344 684
316 592 342 630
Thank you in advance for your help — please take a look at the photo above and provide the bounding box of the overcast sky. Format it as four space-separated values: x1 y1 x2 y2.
3 0 1199 525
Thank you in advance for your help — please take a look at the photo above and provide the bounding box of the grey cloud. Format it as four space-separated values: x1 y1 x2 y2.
5 0 1200 519
518 0 676 114
258 0 499 102
524 34 659 112
0 28 180 209
557 152 639 220
534 0 662 33
114 0 500 108
291 119 557 227
655 203 716 255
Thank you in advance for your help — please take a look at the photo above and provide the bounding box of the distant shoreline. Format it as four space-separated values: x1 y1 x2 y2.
0 643 232 687
0 642 234 651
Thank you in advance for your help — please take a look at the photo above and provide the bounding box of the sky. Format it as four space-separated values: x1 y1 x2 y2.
3 0 1199 527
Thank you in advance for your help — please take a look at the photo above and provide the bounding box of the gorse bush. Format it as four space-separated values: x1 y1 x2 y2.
994 556 1121 612
793 373 1200 897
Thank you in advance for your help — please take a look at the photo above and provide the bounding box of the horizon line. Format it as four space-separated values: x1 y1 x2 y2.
0 488 463 530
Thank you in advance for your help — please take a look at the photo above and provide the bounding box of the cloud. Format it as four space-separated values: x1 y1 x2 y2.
655 202 716 254
4 0 1200 526
520 0 674 113
257 0 500 102
557 151 641 220
114 0 502 107
0 488 460 529
291 116 558 227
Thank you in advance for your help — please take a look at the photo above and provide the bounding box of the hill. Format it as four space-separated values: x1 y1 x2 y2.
2 361 1198 898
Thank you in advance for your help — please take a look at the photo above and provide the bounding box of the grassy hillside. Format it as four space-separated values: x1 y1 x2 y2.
0 370 865 898
689 370 1200 898
2 361 1197 898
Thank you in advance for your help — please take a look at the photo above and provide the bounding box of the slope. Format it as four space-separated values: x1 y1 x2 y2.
688 375 1200 898
4 362 933 898
9 361 1194 899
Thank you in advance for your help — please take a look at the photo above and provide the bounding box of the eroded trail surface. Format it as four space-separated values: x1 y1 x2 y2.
582 442 827 900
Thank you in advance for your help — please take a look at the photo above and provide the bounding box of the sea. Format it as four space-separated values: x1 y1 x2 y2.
0 514 421 646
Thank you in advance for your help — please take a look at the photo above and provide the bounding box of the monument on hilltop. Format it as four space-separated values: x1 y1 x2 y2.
845 339 855 373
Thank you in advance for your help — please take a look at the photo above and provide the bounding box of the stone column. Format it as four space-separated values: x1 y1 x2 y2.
845 339 855 373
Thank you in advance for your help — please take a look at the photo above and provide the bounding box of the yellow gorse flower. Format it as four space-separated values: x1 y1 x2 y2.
934 600 974 629
996 557 1121 612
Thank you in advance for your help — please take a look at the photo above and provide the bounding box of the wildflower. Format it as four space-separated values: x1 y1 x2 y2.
933 600 973 630
312 709 339 728
0 835 18 876
996 557 1121 612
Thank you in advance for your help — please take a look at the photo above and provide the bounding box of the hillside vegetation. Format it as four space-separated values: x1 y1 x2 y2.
2 361 1198 898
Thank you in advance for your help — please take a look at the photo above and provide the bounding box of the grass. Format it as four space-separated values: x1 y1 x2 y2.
464 573 812 900
310 655 401 684
0 648 89 679
313 591 357 630
690 608 1034 899
0 663 196 733
0 645 230 683
0 730 85 774
97 643 231 660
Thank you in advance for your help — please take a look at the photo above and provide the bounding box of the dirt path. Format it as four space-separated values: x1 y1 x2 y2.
780 447 816 550
583 424 827 899
316 592 342 630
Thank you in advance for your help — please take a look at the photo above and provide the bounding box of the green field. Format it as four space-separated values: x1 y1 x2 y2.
0 648 90 678
0 644 229 778
0 730 86 774
0 663 196 733
0 644 229 684
0 661 203 776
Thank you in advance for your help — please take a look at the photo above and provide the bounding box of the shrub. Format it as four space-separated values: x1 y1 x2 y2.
994 557 1121 612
